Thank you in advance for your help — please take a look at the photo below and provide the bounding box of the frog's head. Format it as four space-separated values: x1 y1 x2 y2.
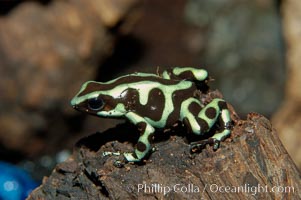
71 81 127 118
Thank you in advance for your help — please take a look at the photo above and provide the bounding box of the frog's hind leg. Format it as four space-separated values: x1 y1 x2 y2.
182 98 232 151
161 67 210 91
161 67 208 82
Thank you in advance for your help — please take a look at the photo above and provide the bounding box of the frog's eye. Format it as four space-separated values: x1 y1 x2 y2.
87 97 104 111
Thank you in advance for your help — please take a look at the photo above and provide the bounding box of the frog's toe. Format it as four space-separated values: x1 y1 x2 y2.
213 139 221 150
113 160 125 168
102 151 121 157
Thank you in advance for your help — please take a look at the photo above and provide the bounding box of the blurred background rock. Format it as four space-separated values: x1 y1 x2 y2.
272 0 301 170
0 0 299 189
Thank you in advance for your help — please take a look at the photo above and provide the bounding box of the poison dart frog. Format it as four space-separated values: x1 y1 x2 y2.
71 67 232 162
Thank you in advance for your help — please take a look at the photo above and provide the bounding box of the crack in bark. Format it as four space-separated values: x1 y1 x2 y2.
83 168 110 198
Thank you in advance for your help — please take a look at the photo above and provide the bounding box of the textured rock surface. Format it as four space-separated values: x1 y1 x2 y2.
28 111 300 199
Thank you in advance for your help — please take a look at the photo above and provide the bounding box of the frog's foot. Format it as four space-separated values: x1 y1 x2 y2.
102 151 121 157
102 151 146 164
113 160 125 168
190 138 216 153
190 124 232 153
102 151 127 167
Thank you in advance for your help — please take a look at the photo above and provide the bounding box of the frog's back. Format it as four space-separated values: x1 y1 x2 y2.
107 72 181 88
114 73 198 128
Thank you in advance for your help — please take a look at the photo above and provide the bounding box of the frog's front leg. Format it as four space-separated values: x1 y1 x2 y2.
124 112 155 162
